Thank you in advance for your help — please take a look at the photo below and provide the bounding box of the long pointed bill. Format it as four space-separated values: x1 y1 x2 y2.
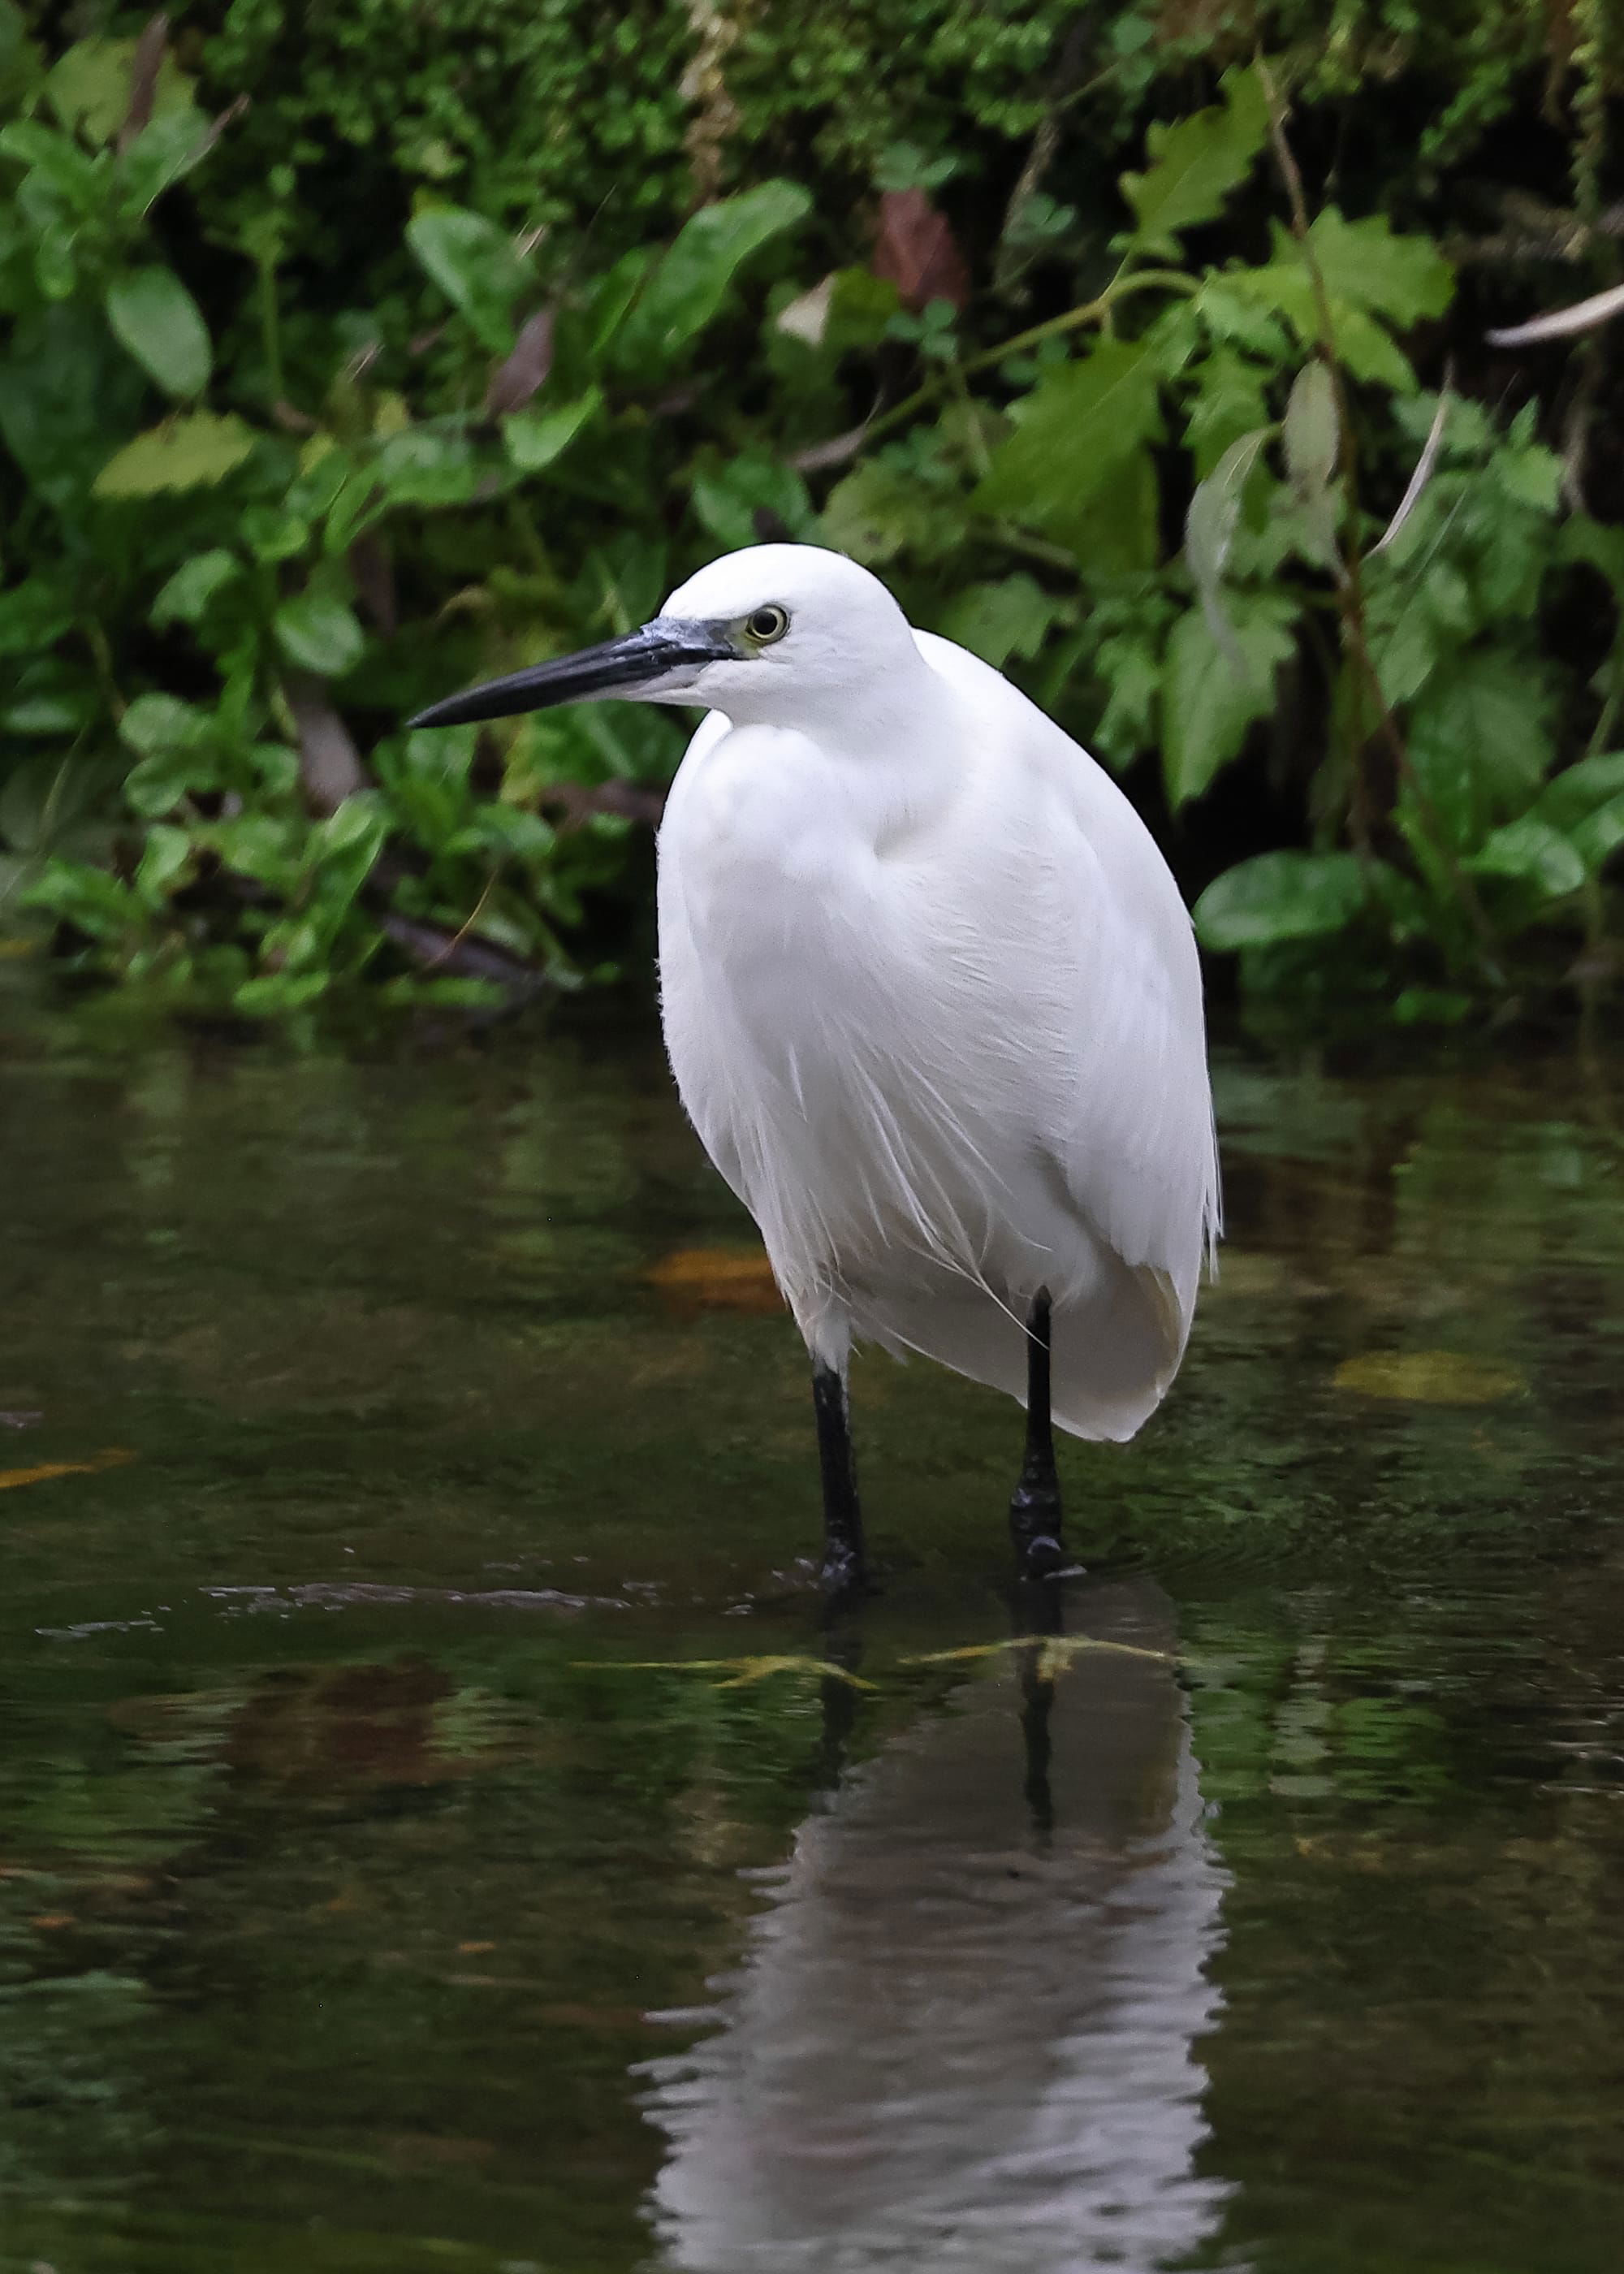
408 620 732 730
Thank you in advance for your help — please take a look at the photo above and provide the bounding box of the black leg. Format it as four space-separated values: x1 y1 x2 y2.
812 1363 866 1594
1013 1567 1064 1837
1009 1288 1066 1580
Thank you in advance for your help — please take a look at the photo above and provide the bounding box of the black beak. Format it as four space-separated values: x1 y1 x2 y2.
408 619 733 730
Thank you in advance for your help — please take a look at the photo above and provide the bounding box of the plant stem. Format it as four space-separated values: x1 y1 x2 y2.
861 269 1197 449
1259 56 1504 981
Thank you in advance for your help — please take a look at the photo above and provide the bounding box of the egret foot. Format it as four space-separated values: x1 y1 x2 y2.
1009 1288 1072 1582
812 1362 867 1596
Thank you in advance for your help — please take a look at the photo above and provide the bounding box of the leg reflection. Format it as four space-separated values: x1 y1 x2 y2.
640 1578 1231 2273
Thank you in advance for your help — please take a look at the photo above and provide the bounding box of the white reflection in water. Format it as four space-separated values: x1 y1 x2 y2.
640 1580 1232 2272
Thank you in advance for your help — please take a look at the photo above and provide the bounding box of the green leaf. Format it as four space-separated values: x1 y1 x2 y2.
135 823 192 905
93 411 255 497
150 549 240 627
116 106 214 214
119 691 209 759
1468 815 1585 899
1406 650 1554 850
104 266 211 399
0 576 74 659
1185 425 1272 669
935 574 1065 668
1162 597 1295 808
46 35 193 146
1121 63 1268 251
406 205 529 353
613 181 813 372
22 856 137 939
1282 361 1338 495
1531 751 1624 874
692 453 814 552
1194 850 1369 949
274 594 366 677
1303 210 1454 329
1184 348 1272 477
1226 214 1453 393
503 387 601 474
819 457 962 566
974 339 1164 540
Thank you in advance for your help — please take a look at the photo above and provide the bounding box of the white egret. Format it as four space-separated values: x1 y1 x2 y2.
412 543 1219 1589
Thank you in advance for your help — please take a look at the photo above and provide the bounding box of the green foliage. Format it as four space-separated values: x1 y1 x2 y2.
1 1 1621 1020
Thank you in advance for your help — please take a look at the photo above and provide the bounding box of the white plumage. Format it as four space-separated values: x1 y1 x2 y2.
653 545 1218 1443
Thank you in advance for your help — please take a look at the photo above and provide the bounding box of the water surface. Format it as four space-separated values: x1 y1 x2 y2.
2 982 1622 2272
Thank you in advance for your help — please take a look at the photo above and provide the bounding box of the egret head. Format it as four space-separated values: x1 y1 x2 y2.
408 544 922 736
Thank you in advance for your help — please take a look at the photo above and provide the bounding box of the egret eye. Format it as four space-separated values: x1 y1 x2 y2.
745 603 790 646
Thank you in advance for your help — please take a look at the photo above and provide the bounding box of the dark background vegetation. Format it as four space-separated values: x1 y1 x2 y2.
1 0 1621 1029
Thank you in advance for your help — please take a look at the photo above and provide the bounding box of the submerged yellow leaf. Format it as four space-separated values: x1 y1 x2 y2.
1332 1351 1525 1405
644 1245 783 1314
0 1447 136 1491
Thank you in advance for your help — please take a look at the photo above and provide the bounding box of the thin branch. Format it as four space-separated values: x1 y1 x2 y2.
1486 279 1624 345
1371 370 1453 555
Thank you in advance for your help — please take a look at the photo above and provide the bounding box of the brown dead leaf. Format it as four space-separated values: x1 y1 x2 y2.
285 678 369 814
1332 1351 1526 1405
30 1913 76 1930
0 1448 136 1492
484 307 555 416
457 1939 497 1955
872 188 970 313
645 1246 783 1315
117 11 168 152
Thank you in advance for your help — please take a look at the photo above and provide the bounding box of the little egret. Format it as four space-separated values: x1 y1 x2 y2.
411 544 1219 1589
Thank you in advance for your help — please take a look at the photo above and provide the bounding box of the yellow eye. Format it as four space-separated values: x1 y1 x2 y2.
745 604 790 645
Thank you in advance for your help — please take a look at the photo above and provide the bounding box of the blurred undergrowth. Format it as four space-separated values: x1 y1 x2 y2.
0 0 1622 1027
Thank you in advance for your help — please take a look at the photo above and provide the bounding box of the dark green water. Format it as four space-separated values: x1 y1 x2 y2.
2 979 1622 2273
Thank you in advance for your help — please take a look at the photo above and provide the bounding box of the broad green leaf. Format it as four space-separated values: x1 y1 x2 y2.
820 457 962 565
974 339 1163 539
1185 425 1272 668
105 266 211 398
21 856 137 938
1194 849 1369 949
1304 209 1454 329
1086 445 1162 577
117 106 214 213
93 410 254 497
125 747 221 818
135 823 192 904
1121 64 1268 250
1227 214 1452 392
1405 649 1554 850
150 548 240 626
1282 361 1338 495
0 0 42 109
119 691 209 758
0 119 103 208
691 452 814 552
1184 348 1272 477
1468 815 1585 899
46 36 193 147
613 180 813 371
1162 598 1295 807
406 205 529 352
503 387 600 474
274 594 365 677
0 576 74 658
1531 751 1624 874
936 574 1065 668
